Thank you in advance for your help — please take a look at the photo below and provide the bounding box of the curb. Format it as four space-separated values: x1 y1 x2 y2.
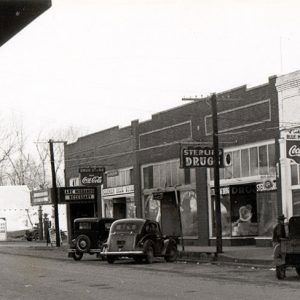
179 251 273 267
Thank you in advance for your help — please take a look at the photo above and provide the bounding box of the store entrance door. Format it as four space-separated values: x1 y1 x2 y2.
161 192 181 237
113 198 126 219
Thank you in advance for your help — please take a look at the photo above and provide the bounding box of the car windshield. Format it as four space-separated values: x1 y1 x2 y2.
111 221 143 234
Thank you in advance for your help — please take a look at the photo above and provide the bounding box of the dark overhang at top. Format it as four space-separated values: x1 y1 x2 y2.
0 0 51 46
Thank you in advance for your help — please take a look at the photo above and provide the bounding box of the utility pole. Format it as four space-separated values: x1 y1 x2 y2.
211 93 222 254
49 139 60 247
182 93 223 254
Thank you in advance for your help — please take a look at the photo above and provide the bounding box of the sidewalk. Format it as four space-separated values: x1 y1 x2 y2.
179 245 274 266
0 239 275 267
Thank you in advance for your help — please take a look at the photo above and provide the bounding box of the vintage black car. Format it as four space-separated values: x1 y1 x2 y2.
274 215 300 279
102 218 178 264
68 217 115 261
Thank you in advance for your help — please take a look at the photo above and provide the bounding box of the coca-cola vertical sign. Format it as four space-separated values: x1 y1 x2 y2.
286 140 300 164
79 167 105 186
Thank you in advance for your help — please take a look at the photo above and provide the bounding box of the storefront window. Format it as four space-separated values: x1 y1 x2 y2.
292 190 300 215
256 191 277 236
241 149 250 177
180 191 198 236
232 150 240 178
230 184 258 236
106 169 133 188
250 147 259 176
259 145 268 175
213 143 275 181
142 160 195 189
126 198 136 218
210 184 278 238
291 164 299 186
268 143 276 175
211 193 231 237
224 150 233 179
143 166 153 189
144 194 161 222
103 199 113 218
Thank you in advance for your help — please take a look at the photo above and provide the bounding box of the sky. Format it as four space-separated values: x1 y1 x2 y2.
1 0 300 140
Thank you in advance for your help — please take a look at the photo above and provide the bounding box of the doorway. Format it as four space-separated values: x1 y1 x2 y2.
160 192 181 237
113 198 126 219
69 202 96 239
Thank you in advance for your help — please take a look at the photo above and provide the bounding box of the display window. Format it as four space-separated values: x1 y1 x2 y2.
230 184 258 236
144 194 161 223
180 191 198 237
103 199 113 218
210 183 277 238
256 191 277 236
211 192 231 237
126 197 136 218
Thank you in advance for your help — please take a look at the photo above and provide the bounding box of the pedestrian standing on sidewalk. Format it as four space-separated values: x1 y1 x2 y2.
272 214 287 246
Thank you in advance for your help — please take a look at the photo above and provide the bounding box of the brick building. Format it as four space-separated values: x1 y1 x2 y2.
65 74 283 246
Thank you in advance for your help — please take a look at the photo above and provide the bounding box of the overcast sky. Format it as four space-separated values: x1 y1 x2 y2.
1 0 300 139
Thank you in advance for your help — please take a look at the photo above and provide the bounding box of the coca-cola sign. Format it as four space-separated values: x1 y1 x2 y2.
286 140 300 164
79 167 105 186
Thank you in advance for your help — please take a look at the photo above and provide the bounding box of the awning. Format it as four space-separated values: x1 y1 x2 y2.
0 0 51 46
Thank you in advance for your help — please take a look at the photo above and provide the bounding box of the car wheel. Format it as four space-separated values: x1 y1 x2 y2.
107 256 115 264
26 237 32 242
144 241 154 264
133 256 144 264
276 265 286 280
72 252 83 261
33 233 39 241
75 235 91 253
296 267 300 276
165 244 178 262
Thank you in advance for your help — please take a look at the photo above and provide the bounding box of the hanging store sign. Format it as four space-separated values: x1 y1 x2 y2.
30 189 53 206
79 167 105 186
286 139 300 164
180 145 224 168
57 187 97 203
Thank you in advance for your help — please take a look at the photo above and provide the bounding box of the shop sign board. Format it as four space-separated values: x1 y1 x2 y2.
106 169 119 177
286 139 300 164
57 187 97 203
0 218 7 241
30 189 53 206
180 145 224 168
103 185 134 197
79 167 105 186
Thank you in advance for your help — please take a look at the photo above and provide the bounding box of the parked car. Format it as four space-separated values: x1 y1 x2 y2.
25 226 39 241
274 215 300 279
68 217 115 261
102 218 178 264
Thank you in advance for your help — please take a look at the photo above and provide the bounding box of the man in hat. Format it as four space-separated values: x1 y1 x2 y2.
272 214 287 246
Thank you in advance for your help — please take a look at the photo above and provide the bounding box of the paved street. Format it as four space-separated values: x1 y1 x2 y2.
0 251 300 300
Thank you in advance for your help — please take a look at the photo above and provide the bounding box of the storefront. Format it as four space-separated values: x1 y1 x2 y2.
141 159 198 238
102 168 136 219
208 140 278 244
